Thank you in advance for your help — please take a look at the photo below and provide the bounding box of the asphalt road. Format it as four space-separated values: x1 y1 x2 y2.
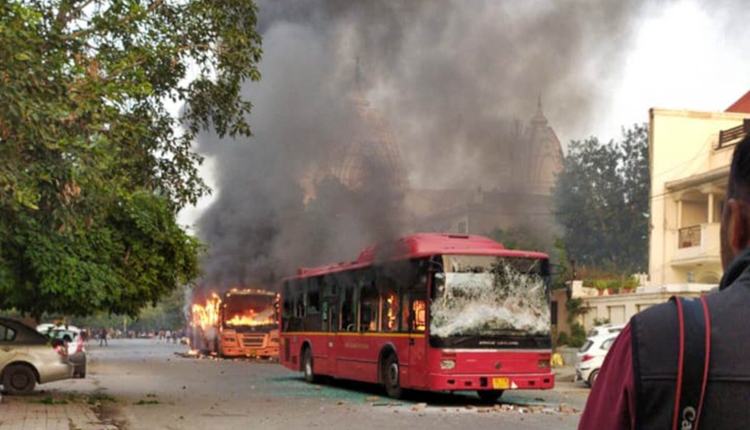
42 339 589 429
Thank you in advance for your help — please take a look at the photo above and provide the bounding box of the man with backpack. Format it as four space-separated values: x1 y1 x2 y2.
580 134 750 429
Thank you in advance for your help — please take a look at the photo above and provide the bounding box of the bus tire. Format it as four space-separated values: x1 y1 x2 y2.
302 347 317 383
382 353 403 399
476 390 504 404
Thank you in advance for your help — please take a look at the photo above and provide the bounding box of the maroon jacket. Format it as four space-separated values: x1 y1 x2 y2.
578 323 636 429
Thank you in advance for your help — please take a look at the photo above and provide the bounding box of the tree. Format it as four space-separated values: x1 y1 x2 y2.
487 226 546 253
0 0 262 318
553 124 649 274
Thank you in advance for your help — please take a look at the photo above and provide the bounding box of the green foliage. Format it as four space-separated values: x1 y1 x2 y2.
549 238 573 290
567 322 587 348
556 322 587 348
554 124 650 274
73 286 186 331
0 0 261 317
488 226 546 252
565 297 586 321
584 276 638 293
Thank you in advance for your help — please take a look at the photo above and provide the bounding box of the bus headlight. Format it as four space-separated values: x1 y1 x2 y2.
440 359 456 370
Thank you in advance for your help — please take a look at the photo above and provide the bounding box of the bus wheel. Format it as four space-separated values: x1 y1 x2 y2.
477 390 504 404
382 354 403 399
302 347 317 383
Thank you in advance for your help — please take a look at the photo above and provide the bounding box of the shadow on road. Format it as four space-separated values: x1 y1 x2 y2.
267 375 548 407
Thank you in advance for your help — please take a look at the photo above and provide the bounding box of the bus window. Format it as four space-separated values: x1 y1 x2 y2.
401 291 427 333
380 283 399 332
306 278 320 314
360 280 379 332
302 277 322 331
339 280 358 332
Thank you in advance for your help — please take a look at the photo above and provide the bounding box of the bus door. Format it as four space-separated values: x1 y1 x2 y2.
334 281 362 380
402 287 428 388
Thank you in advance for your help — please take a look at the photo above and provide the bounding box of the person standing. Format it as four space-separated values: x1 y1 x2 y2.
580 134 750 428
99 327 108 347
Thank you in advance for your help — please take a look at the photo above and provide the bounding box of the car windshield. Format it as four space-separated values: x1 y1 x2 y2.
580 340 594 353
430 255 550 338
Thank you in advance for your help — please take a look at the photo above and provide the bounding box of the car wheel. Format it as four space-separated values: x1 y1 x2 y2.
588 369 600 387
2 364 37 395
382 354 403 399
75 360 87 379
477 390 504 404
302 347 317 383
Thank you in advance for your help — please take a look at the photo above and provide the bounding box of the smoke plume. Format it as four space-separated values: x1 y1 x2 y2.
195 0 648 289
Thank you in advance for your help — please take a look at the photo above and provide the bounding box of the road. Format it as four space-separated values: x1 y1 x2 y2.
42 339 588 429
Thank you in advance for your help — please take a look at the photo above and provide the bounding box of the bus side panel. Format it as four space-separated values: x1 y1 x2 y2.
334 333 377 382
309 334 333 376
333 334 377 383
280 334 299 371
405 335 429 389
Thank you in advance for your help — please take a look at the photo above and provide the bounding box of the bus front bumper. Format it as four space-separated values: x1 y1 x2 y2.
427 372 555 391
222 345 279 358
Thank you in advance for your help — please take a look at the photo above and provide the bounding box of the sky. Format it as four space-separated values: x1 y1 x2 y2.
586 0 750 142
177 0 750 230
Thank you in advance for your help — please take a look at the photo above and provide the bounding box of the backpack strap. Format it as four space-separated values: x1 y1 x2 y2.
670 296 712 430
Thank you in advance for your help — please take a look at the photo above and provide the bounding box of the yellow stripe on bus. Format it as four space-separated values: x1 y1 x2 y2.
284 331 424 339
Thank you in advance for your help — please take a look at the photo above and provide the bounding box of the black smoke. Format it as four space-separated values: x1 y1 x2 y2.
195 0 650 288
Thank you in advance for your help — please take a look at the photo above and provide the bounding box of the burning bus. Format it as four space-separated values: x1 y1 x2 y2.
190 288 279 358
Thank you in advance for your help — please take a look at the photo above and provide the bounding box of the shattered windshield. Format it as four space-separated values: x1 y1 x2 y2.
430 255 550 338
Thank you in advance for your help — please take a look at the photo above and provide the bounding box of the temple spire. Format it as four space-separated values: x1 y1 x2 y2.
531 93 547 125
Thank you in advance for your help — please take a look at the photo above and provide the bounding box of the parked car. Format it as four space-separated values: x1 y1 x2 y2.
575 333 619 387
0 318 74 394
586 323 625 339
47 329 86 378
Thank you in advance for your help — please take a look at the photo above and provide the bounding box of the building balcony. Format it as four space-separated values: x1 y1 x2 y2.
672 223 721 266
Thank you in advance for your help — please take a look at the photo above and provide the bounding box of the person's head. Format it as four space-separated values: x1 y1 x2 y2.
721 134 750 268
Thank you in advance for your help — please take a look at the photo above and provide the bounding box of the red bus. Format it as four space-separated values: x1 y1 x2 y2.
191 288 279 358
279 233 554 401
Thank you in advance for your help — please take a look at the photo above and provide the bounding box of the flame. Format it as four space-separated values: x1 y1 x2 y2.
191 293 221 330
385 294 398 331
225 307 275 327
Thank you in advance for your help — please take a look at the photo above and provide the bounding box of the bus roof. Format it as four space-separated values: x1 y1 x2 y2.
291 233 548 279
224 288 277 298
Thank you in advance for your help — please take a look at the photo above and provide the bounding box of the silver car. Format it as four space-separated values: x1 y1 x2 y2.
0 318 74 394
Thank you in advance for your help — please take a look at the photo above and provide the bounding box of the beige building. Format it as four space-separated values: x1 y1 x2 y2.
649 108 750 286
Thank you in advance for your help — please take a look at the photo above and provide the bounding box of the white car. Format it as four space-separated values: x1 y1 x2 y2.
586 323 625 339
575 333 619 387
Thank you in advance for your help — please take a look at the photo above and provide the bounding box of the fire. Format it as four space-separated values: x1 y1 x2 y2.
225 307 275 327
191 293 221 330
